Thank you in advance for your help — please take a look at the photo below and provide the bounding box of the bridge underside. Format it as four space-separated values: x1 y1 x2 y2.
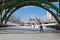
0 0 60 24
0 0 58 6
0 0 58 2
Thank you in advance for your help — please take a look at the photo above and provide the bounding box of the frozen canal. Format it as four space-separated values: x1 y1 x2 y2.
0 25 60 34
0 33 60 40
0 26 60 40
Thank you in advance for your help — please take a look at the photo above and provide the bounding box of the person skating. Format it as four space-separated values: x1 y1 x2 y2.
39 24 43 32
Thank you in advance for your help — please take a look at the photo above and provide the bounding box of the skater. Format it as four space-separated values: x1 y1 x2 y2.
39 24 43 32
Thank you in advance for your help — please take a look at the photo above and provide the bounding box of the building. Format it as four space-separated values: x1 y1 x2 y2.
24 17 41 28
8 15 24 26
28 17 40 24
47 11 52 20
44 11 57 23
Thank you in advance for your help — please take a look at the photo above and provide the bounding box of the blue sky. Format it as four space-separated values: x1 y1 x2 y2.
13 2 59 22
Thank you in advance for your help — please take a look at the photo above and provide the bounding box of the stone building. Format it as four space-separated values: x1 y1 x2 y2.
25 17 41 28
28 18 40 25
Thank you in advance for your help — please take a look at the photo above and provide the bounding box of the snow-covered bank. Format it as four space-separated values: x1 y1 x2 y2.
7 22 20 26
6 22 58 29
